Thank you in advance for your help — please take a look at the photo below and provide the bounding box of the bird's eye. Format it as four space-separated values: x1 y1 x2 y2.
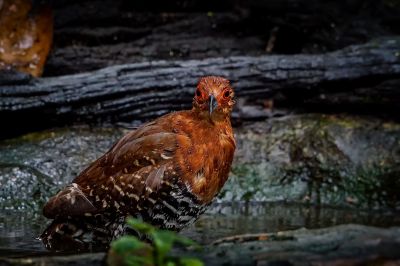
223 90 231 98
196 89 202 97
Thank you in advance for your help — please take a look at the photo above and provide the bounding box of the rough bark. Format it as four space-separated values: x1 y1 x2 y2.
46 29 264 76
43 0 400 76
0 37 399 138
45 11 264 76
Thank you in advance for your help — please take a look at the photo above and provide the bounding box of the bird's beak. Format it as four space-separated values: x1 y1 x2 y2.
209 95 218 115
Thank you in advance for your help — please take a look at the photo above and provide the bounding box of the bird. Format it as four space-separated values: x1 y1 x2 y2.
40 76 236 251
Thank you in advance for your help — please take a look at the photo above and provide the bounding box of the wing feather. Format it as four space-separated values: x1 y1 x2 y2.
43 184 97 218
43 119 186 218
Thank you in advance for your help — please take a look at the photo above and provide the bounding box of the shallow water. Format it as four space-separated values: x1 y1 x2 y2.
1 202 399 258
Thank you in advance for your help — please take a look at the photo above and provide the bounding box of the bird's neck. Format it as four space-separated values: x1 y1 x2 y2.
191 109 231 126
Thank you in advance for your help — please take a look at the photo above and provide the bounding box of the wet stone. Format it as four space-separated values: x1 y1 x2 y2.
196 224 400 266
0 127 125 211
221 114 400 210
1 114 400 212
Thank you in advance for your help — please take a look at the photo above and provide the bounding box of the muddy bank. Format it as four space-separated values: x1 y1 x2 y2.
0 114 399 211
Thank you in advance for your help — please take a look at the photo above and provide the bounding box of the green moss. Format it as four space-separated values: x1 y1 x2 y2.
340 166 400 209
222 164 263 202
222 114 400 209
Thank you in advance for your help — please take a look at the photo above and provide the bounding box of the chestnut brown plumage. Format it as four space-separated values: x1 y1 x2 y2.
40 76 236 251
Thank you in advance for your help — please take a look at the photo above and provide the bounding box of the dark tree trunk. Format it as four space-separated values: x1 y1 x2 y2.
42 0 400 76
0 37 399 139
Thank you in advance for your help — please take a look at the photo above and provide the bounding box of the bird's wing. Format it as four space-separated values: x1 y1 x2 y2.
43 119 188 218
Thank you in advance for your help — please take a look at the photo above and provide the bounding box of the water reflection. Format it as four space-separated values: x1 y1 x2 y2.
182 202 400 244
1 202 399 257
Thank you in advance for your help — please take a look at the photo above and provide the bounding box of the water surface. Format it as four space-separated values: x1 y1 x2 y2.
1 202 399 257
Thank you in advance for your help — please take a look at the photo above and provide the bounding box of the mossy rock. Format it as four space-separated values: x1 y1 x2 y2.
0 127 125 211
220 114 400 210
0 114 399 211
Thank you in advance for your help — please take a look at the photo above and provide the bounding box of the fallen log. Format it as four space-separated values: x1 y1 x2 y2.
45 12 263 76
46 30 263 76
0 37 399 138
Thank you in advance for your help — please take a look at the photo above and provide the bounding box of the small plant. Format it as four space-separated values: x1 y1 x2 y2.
108 218 204 266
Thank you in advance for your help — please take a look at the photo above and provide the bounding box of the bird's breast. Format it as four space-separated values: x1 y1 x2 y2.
175 121 235 204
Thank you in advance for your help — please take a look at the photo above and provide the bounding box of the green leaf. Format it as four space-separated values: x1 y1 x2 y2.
124 255 153 266
111 235 146 254
110 235 154 266
173 235 201 249
165 261 177 266
152 230 176 261
127 217 155 234
110 218 204 266
178 257 204 266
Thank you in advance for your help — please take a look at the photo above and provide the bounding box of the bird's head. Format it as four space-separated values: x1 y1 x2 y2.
192 76 235 120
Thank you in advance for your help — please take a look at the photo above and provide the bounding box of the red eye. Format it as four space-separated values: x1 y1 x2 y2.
223 90 231 98
196 89 202 97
